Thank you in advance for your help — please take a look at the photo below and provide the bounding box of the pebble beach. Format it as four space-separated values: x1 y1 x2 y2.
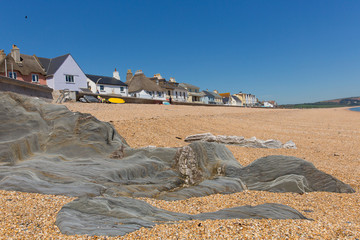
1 103 359 239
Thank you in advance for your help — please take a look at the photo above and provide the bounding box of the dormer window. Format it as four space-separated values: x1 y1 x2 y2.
32 74 39 83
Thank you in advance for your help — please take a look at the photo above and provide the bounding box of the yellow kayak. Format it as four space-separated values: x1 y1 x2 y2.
108 98 125 104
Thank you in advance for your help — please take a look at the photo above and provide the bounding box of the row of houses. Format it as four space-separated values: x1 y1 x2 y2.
0 46 88 92
218 92 258 107
0 45 276 107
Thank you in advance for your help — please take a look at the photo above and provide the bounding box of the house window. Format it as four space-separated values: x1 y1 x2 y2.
8 72 17 79
32 74 39 83
120 87 124 92
168 90 171 96
99 85 104 91
157 91 162 97
175 91 178 97
65 75 74 83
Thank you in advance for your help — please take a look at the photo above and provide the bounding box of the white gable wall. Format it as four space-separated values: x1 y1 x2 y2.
87 78 97 93
46 76 55 89
52 55 87 91
230 98 242 106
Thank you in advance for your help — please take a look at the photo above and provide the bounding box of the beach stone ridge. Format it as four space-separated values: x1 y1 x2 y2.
56 196 309 236
185 133 297 149
0 92 355 236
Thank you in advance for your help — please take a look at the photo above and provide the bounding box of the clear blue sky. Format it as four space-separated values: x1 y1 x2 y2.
1 0 359 104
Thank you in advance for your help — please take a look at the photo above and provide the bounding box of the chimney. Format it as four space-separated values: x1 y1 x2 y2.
135 70 143 75
112 68 120 80
213 90 218 94
154 73 162 79
126 69 133 82
11 45 21 63
169 77 176 83
0 50 6 62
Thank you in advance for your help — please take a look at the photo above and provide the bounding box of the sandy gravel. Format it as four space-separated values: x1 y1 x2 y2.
1 103 359 239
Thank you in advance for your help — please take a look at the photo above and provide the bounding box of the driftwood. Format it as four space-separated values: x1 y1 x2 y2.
184 133 297 149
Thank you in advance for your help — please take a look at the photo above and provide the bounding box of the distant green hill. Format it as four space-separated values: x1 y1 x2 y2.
281 96 360 109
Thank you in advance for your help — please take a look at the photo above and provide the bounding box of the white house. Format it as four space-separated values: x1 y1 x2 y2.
263 101 274 107
38 54 87 91
126 70 166 100
263 101 277 108
202 90 223 105
245 94 257 106
86 69 128 96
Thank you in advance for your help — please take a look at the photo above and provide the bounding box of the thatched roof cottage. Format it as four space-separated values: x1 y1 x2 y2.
126 70 166 100
0 45 47 85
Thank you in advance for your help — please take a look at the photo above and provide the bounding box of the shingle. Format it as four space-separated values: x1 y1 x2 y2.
38 54 70 75
179 83 200 90
203 90 222 99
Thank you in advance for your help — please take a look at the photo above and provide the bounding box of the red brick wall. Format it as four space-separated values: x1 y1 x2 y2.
0 71 47 86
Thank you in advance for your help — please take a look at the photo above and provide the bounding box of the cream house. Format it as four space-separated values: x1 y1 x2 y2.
233 92 257 107
179 83 204 103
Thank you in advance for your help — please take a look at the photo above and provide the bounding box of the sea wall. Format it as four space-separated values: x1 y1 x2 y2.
77 91 247 107
77 92 164 104
0 76 53 99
